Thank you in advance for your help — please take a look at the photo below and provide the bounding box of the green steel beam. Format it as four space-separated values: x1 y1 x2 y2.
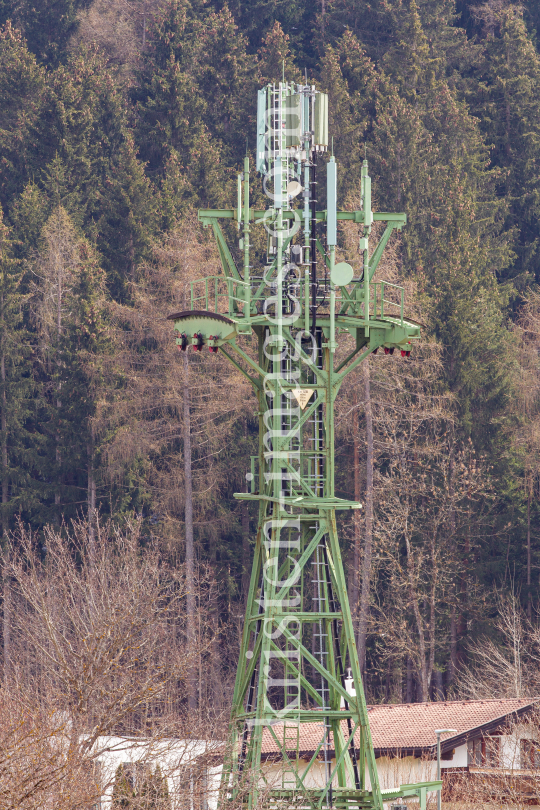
171 80 435 810
199 208 407 225
211 220 242 281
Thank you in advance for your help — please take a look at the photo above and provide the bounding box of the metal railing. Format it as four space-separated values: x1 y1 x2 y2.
319 278 405 326
190 274 405 327
190 276 251 318
371 280 405 326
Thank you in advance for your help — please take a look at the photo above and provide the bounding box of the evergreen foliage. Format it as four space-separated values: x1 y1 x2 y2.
112 764 136 809
470 5 540 287
139 766 172 810
0 0 538 702
0 0 88 65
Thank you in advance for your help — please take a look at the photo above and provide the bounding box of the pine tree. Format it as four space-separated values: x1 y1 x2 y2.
0 23 45 209
0 0 88 65
111 764 135 809
0 210 35 534
470 5 540 287
319 31 378 202
139 766 172 810
29 206 110 527
256 20 302 86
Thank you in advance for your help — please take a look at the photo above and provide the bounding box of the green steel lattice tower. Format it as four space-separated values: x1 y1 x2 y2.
168 82 440 810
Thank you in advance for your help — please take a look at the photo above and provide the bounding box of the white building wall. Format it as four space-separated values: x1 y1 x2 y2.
440 743 467 769
500 725 534 770
263 755 437 794
375 757 436 789
437 725 538 771
91 736 223 810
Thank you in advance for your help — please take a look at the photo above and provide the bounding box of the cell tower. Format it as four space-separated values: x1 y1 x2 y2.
169 82 440 810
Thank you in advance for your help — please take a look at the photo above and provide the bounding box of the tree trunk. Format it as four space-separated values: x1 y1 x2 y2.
404 524 429 701
447 450 457 691
87 437 96 564
55 275 62 522
527 482 532 621
1 351 6 529
406 656 413 703
2 568 10 685
448 609 457 691
183 350 197 711
208 560 223 718
455 528 470 673
142 0 147 48
1 344 10 684
384 659 391 702
357 359 373 674
428 530 437 699
433 669 444 701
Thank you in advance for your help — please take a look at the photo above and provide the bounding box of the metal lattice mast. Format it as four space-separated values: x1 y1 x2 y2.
168 81 440 810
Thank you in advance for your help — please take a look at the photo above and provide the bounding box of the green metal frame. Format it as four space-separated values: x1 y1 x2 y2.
168 81 436 810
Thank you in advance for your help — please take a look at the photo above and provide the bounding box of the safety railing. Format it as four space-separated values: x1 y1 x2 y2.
314 278 405 326
190 276 251 318
190 274 405 327
371 280 405 326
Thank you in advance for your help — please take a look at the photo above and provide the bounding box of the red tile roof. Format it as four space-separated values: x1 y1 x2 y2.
260 699 538 758
367 698 536 750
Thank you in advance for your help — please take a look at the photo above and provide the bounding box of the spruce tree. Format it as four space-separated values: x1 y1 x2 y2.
29 206 110 526
132 1 206 181
192 6 253 167
1 45 155 300
319 32 378 202
256 20 302 85
224 0 315 66
470 5 540 287
139 766 172 810
111 764 135 809
0 0 88 65
355 2 516 683
0 23 45 209
133 1 237 210
0 211 35 533
369 5 513 448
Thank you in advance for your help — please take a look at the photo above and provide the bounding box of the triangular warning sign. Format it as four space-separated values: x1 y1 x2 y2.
292 388 314 409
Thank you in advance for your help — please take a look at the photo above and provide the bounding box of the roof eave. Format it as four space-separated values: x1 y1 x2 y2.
439 700 539 754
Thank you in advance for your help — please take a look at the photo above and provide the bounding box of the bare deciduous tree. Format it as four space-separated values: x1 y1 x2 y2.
458 590 540 700
74 0 166 71
95 216 255 713
0 691 98 810
8 518 191 736
513 291 540 620
0 514 227 808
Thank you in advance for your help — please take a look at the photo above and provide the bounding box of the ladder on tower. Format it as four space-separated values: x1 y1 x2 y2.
280 719 300 791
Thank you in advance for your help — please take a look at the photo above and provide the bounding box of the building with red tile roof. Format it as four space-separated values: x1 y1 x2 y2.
259 698 538 761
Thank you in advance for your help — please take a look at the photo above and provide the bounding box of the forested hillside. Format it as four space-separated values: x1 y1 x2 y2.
0 0 539 711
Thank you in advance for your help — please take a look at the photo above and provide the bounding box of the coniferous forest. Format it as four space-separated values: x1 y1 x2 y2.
0 0 540 728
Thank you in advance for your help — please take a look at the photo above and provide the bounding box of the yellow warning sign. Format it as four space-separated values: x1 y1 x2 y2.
292 388 315 409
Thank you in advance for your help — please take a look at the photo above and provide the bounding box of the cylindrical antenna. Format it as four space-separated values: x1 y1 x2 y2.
310 157 317 334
